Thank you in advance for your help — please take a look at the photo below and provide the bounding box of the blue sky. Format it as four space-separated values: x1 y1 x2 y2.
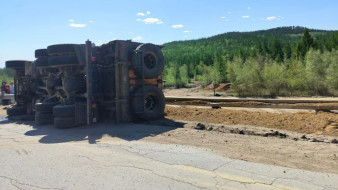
1 0 337 68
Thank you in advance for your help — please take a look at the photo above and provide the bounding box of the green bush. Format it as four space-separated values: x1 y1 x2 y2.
286 59 308 95
263 61 287 96
325 50 338 95
163 62 189 88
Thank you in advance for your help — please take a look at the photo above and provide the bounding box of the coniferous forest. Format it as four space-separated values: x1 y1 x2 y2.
162 26 338 96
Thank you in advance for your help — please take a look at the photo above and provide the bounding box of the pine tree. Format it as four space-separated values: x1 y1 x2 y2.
302 28 314 50
296 28 315 58
271 37 284 62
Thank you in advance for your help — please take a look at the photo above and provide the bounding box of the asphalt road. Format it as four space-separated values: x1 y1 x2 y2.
0 120 337 190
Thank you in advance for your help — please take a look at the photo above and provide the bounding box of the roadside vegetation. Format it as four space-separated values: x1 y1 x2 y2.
0 68 14 84
163 26 338 96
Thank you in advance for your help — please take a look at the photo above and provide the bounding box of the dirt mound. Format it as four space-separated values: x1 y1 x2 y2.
203 83 231 92
165 107 338 136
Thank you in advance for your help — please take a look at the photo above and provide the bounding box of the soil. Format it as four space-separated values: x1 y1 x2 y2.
141 121 338 174
165 106 338 136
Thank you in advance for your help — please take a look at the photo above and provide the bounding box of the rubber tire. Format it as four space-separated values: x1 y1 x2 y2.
35 58 49 67
134 44 164 79
48 55 79 66
35 112 54 125
2 100 10 105
7 106 26 116
35 49 48 58
53 104 75 117
47 44 77 56
132 85 165 120
54 116 76 129
5 60 26 68
35 102 58 113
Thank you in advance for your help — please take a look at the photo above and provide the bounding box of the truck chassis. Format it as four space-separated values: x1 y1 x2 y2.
5 40 165 128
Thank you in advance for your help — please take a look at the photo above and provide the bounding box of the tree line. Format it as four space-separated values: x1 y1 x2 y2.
162 26 338 96
0 69 14 84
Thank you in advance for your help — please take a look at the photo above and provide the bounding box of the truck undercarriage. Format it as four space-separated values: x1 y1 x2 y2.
5 40 165 128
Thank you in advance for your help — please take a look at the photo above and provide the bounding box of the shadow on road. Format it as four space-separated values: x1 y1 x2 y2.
10 118 186 144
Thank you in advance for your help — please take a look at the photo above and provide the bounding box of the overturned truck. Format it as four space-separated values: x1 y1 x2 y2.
5 40 165 128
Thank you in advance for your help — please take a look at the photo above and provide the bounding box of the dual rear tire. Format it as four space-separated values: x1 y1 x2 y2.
53 104 76 129
35 102 57 125
47 44 80 66
34 102 77 129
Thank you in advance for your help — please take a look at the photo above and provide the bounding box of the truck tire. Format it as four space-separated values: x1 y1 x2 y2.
53 104 75 117
7 106 26 116
54 116 76 129
5 60 26 69
47 44 77 56
48 55 79 66
35 58 49 67
132 85 165 120
134 44 164 79
35 112 54 125
35 102 58 113
35 49 48 58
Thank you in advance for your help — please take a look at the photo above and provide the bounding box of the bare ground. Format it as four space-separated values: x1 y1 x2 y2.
165 106 338 136
1 104 338 174
140 122 338 174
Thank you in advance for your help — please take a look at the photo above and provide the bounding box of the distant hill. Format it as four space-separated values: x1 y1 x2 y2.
162 26 337 67
162 26 338 96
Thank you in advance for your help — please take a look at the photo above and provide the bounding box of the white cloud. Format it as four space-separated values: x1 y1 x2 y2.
264 16 283 21
242 15 250 19
220 16 226 19
248 7 251 10
141 17 163 24
172 24 183 28
146 11 151 15
137 12 145 16
132 36 143 41
112 37 117 40
183 30 191 33
266 16 277 21
227 11 232 14
69 23 86 27
136 18 142 21
68 19 74 22
88 20 95 23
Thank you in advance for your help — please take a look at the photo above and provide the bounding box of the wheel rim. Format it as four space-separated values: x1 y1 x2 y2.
144 53 156 69
144 95 157 111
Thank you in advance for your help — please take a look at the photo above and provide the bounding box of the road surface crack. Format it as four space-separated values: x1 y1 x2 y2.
73 155 99 162
104 164 211 190
0 176 63 190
